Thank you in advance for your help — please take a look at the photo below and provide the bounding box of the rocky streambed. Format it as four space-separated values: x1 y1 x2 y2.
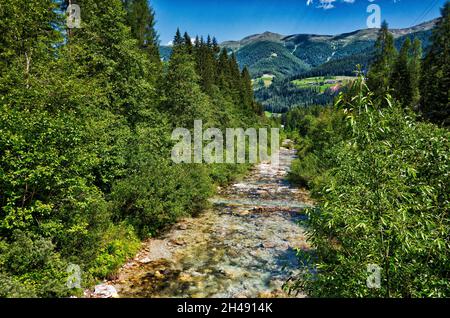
89 141 313 298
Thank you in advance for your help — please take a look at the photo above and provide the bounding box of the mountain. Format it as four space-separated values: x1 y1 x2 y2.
221 31 285 50
220 19 437 79
158 19 437 81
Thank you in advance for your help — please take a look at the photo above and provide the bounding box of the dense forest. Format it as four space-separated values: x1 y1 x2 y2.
255 27 435 113
0 0 264 297
285 4 449 297
255 79 337 113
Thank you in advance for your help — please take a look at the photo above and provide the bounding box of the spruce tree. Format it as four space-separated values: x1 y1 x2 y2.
420 2 449 126
125 0 161 64
367 21 398 102
184 32 193 54
162 31 212 127
229 52 242 104
212 37 220 54
391 38 412 107
216 48 231 89
173 28 184 48
410 38 422 109
241 67 254 111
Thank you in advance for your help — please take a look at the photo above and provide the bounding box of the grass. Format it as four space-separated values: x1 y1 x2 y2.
253 74 276 88
264 111 282 118
292 76 355 93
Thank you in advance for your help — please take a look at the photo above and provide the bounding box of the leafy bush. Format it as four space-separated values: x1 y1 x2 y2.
287 75 450 297
89 224 140 279
0 231 70 297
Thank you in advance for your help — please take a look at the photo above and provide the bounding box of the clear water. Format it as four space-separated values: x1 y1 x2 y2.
113 145 311 298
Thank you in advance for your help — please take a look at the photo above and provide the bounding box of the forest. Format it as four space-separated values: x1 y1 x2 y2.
285 5 449 297
0 0 265 297
0 0 448 300
255 26 435 113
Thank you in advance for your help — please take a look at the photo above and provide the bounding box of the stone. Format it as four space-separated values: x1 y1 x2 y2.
139 239 172 263
178 223 188 230
154 271 165 279
262 241 276 248
93 284 119 298
170 238 185 246
139 257 152 264
178 273 193 282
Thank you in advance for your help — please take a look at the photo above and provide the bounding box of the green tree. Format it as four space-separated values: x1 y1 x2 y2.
241 66 259 114
161 31 212 127
125 0 161 64
184 31 193 54
390 38 412 107
288 74 450 298
410 38 422 108
420 2 450 126
173 28 184 48
367 21 398 102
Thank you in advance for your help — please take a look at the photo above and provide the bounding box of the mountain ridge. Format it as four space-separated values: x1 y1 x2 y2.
159 18 438 79
221 18 438 45
219 18 438 78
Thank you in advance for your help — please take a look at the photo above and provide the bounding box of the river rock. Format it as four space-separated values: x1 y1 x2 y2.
170 238 185 246
139 240 172 263
262 241 276 248
178 223 188 230
178 273 193 282
93 284 119 298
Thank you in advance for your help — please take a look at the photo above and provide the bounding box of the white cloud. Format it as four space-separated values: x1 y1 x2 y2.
318 0 337 10
307 0 357 10
308 0 400 9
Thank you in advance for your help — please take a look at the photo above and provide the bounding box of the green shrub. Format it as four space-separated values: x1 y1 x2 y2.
289 75 450 297
0 231 70 297
89 223 140 279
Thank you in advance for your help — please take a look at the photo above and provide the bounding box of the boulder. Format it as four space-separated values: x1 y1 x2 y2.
93 284 119 298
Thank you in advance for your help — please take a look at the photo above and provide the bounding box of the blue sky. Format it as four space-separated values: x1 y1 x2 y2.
151 0 448 44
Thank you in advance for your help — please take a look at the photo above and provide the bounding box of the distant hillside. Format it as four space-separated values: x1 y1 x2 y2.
221 19 437 79
159 19 437 84
160 45 172 61
235 41 310 78
242 19 438 113
222 31 285 50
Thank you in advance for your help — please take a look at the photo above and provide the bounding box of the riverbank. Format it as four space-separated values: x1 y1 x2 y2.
86 141 313 298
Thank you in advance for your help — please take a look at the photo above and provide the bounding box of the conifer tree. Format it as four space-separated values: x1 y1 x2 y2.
410 38 422 108
367 21 398 102
0 0 62 97
229 52 242 103
391 38 412 107
162 31 212 127
241 66 254 112
173 28 184 48
212 37 220 54
125 0 160 64
184 32 193 54
216 48 231 89
420 2 450 126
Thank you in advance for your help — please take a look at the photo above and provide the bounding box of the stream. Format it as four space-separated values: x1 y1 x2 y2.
102 141 312 298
